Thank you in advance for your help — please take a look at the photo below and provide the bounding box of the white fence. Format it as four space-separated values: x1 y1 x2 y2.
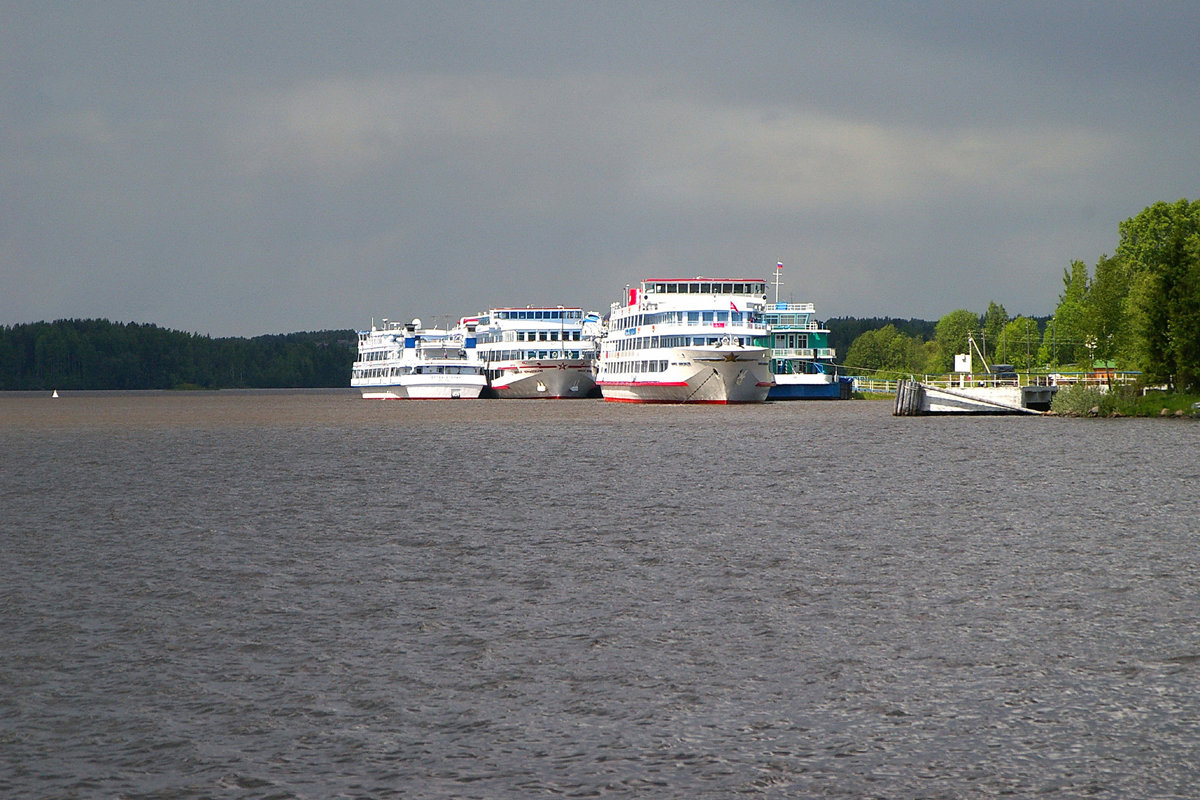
852 371 1140 396
851 378 898 394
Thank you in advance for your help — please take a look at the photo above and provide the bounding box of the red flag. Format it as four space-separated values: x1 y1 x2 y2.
730 300 739 313
777 262 783 270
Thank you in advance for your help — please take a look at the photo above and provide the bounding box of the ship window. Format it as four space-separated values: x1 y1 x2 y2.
702 311 714 322
687 283 699 293
688 311 699 322
717 311 728 322
700 282 711 293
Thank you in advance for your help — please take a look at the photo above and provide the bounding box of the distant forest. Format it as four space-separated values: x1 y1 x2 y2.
0 319 357 391
824 317 936 353
0 316 936 391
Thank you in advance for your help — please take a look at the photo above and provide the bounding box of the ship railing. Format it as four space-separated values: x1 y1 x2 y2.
764 320 822 332
772 347 837 359
627 321 771 332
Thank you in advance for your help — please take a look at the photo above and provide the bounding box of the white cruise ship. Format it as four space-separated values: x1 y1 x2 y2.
596 278 774 403
351 319 487 399
464 307 602 398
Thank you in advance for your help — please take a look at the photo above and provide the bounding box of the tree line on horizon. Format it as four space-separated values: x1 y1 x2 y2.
0 320 357 391
1 316 939 391
840 199 1200 393
8 200 1196 393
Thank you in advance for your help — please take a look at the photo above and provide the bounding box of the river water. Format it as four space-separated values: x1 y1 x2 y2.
2 390 1199 798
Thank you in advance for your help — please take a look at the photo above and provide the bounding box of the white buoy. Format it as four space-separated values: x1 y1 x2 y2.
51 389 59 398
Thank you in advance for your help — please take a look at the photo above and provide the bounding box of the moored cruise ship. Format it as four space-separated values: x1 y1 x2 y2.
758 302 850 399
351 319 487 399
596 278 773 403
463 307 603 398
757 264 850 399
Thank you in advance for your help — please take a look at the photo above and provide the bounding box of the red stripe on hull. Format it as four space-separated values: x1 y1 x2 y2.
602 397 748 404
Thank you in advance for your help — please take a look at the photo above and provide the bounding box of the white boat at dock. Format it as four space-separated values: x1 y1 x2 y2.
596 277 773 404
351 319 487 399
758 263 850 400
464 307 602 398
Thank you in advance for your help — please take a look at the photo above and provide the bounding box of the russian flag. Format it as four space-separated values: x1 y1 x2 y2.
777 261 783 270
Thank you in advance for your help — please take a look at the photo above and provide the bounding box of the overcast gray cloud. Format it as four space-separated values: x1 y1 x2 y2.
4 1 1198 336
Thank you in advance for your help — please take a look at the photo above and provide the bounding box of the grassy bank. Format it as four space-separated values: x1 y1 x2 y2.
1049 383 1200 417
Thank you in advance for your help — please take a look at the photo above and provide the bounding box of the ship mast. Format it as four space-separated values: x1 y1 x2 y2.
772 262 783 305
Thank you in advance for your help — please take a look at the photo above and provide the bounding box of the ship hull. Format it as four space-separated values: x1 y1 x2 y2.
767 374 852 400
489 361 598 398
599 346 772 404
356 375 486 399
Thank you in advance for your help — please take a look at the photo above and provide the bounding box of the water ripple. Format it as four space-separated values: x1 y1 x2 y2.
3 393 1200 797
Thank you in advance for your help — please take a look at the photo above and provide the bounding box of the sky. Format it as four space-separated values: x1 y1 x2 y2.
4 2 1199 337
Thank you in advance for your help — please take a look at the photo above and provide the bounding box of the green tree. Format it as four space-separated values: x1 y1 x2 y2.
981 301 1008 360
995 316 1040 369
1115 199 1200 390
933 309 980 372
1050 260 1090 366
845 324 927 374
1085 253 1133 366
921 339 944 375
